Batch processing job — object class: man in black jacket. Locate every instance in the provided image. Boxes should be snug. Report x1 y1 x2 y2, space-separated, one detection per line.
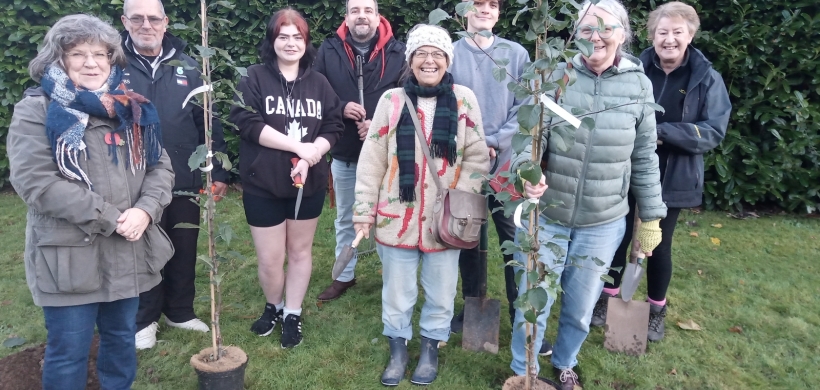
120 0 230 349
314 0 406 302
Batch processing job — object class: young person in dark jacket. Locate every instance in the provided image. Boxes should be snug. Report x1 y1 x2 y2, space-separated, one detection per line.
313 0 406 302
594 1 732 342
229 8 343 348
120 0 231 350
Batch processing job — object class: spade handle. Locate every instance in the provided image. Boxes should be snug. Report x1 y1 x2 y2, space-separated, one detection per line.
351 230 365 248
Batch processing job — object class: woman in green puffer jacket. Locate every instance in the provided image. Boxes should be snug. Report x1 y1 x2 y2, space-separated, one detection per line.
508 0 667 387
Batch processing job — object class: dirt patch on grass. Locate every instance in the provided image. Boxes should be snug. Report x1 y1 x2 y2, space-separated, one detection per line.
0 337 100 390
502 376 557 390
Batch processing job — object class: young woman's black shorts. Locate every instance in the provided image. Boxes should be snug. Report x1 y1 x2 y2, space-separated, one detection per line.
242 190 325 227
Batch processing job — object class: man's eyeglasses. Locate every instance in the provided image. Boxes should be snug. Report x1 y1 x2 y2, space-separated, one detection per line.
65 51 111 64
126 15 165 27
413 50 446 60
575 24 622 39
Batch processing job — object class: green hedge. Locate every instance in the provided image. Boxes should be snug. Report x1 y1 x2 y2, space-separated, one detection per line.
1 0 818 212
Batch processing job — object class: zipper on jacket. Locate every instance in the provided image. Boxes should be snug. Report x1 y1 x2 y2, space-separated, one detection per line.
116 139 140 296
568 75 600 226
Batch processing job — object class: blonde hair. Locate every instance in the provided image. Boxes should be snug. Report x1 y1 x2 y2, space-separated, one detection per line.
647 1 700 38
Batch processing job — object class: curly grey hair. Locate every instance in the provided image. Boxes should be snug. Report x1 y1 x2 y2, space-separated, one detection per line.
28 14 126 82
576 0 633 55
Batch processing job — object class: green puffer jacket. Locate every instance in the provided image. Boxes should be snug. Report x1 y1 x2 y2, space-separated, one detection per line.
513 53 667 227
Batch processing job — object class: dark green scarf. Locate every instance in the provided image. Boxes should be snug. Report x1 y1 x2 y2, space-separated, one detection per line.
398 72 458 202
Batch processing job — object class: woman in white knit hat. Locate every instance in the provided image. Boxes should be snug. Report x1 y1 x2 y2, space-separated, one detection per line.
352 24 489 386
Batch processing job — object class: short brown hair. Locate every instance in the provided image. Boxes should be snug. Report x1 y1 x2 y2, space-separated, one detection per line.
647 1 700 38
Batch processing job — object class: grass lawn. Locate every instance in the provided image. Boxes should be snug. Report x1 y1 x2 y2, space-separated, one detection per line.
1 188 819 389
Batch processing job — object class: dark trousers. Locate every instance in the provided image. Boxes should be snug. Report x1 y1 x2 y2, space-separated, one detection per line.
605 193 682 301
136 196 200 330
458 195 518 325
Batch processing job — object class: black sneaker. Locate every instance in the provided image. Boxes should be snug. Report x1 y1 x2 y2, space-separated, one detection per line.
590 292 614 327
281 314 303 348
648 302 667 342
539 339 553 356
250 303 282 336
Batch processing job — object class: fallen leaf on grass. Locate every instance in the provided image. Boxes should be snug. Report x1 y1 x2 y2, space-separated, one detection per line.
159 350 168 356
371 338 378 344
697 270 703 275
710 237 721 246
689 232 699 237
739 279 745 285
677 319 702 331
669 368 677 375
729 326 744 334
3 337 25 348
378 269 383 275
0 300 11 306
316 301 323 309
711 223 723 228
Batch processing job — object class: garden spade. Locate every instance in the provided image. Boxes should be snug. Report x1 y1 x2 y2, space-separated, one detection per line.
604 213 649 356
462 210 500 354
332 230 365 280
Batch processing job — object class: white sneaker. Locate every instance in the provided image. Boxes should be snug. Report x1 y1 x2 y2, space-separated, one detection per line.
165 317 210 332
135 322 159 350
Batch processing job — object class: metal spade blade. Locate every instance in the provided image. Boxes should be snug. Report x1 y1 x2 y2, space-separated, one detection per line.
620 256 645 302
332 230 365 280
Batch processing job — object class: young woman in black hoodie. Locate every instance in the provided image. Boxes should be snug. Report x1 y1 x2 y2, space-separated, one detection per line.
229 8 343 348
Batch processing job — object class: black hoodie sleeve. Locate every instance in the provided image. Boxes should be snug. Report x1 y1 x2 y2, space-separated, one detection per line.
316 76 344 148
229 67 268 145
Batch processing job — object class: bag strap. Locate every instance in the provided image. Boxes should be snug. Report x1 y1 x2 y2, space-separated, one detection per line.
404 95 446 191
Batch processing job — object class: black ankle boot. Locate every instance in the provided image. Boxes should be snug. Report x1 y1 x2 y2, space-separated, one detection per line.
381 337 409 386
410 337 439 385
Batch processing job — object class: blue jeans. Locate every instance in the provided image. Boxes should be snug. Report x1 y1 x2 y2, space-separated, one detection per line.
332 159 358 282
377 244 460 341
510 216 625 375
42 298 139 390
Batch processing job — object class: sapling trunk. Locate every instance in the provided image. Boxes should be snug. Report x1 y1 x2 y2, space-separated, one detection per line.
198 0 222 360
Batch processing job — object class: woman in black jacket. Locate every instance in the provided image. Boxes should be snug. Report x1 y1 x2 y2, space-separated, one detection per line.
229 8 343 348
593 1 732 341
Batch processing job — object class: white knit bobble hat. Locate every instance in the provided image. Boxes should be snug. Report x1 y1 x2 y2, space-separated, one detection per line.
404 24 454 66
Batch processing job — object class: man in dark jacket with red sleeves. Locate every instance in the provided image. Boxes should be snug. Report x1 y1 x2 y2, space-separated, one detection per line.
314 0 406 301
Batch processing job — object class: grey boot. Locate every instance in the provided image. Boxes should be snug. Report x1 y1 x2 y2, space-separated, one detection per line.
381 337 409 386
410 337 439 385
590 292 614 327
647 302 667 342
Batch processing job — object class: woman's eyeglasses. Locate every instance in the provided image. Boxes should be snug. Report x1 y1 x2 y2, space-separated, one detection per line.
575 24 622 39
413 50 446 60
65 51 112 64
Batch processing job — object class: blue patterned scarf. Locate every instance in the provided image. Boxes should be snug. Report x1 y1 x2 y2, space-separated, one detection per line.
40 64 162 188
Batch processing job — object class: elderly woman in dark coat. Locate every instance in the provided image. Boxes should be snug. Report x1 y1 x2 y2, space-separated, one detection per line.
7 14 174 390
595 0 731 342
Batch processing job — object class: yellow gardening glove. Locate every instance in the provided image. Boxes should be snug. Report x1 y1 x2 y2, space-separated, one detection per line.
636 219 662 254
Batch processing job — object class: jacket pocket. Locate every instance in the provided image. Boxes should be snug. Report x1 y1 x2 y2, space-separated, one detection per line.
620 166 630 198
34 226 101 294
143 225 174 274
169 143 201 191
